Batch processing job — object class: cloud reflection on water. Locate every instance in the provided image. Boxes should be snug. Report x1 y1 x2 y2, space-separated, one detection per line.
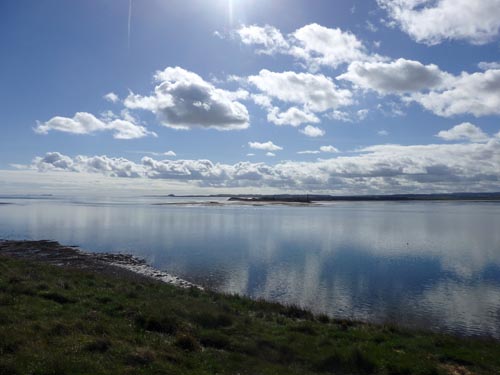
1 199 499 337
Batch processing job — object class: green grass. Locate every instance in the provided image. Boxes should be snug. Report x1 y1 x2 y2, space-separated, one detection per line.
0 256 499 375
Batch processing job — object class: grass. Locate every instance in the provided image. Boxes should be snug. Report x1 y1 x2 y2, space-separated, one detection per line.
0 255 499 375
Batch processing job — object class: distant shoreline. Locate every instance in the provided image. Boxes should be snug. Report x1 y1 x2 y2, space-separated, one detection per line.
145 192 500 202
153 200 317 207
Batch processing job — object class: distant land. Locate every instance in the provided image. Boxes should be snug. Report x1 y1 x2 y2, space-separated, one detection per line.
146 192 500 203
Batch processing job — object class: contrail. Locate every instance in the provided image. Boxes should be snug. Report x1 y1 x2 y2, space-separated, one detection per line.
228 0 233 27
128 0 132 50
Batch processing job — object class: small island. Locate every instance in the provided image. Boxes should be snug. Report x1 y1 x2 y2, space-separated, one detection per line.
228 192 500 202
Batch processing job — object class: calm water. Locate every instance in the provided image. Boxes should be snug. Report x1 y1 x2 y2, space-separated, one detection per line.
1 196 500 338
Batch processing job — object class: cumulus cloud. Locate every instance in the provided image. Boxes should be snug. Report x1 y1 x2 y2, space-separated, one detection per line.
328 109 369 123
34 152 74 171
104 92 119 103
266 152 276 157
299 125 325 138
235 23 383 69
320 145 340 153
27 138 500 192
357 109 369 121
338 58 500 118
478 61 500 70
133 150 177 157
251 94 273 109
32 152 142 178
376 101 406 117
436 123 490 142
411 69 500 117
338 58 451 93
141 157 232 181
328 111 353 123
124 66 249 130
297 150 321 155
34 112 156 140
249 69 352 113
236 24 289 55
248 141 283 151
248 70 352 128
267 107 320 127
298 145 339 154
378 0 500 45
289 23 384 69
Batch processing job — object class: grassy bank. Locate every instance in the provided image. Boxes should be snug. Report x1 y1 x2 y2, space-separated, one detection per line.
0 256 499 375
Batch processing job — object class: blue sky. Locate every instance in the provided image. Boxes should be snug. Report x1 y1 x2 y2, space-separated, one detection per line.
1 0 500 195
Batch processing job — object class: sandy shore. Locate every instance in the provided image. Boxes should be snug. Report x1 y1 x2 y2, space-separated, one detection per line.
0 240 200 289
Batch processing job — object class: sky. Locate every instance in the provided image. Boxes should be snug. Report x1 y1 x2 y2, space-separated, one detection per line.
1 0 500 195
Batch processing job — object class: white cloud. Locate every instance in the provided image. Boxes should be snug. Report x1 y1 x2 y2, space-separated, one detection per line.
141 157 232 181
248 69 352 113
129 150 177 157
320 145 340 153
104 92 119 103
378 0 500 45
366 21 378 33
35 112 104 135
26 138 500 192
213 30 222 38
289 23 383 69
224 89 250 101
378 130 389 136
357 109 369 121
411 69 500 117
299 145 340 154
235 24 289 55
478 61 500 70
34 112 156 140
328 109 369 123
299 125 325 138
329 110 353 122
377 101 406 117
338 59 500 118
248 141 283 151
32 152 142 178
107 119 157 140
266 152 276 157
236 23 383 70
338 58 451 93
297 150 321 155
267 107 320 127
124 66 249 130
436 123 490 142
251 94 273 109
248 70 352 129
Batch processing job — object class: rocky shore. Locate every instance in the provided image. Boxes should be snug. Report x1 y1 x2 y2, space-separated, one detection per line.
0 240 199 289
